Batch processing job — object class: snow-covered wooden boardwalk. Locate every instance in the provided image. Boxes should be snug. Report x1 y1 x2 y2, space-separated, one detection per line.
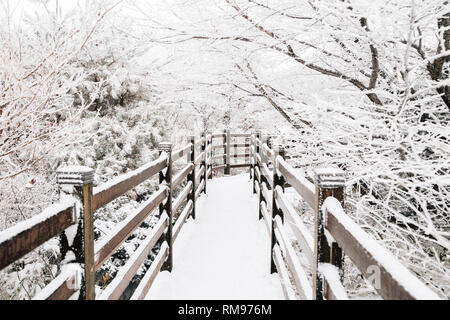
145 174 284 300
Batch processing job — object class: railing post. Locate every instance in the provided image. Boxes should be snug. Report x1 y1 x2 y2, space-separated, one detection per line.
258 135 269 220
201 132 207 194
270 146 286 274
312 168 345 300
56 166 95 300
210 133 213 180
261 135 270 164
254 130 261 195
225 129 231 175
207 133 212 180
188 135 196 219
251 132 256 192
158 143 173 272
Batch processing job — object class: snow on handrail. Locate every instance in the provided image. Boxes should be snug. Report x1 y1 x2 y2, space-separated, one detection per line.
0 200 76 271
172 143 192 162
92 154 167 210
277 157 315 208
93 187 168 271
318 263 348 300
324 197 441 300
98 213 169 300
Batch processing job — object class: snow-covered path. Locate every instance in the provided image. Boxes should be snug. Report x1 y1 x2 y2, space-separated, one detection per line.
145 174 284 300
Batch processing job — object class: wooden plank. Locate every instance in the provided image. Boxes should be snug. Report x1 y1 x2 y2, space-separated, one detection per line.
212 133 225 139
0 202 75 271
231 143 251 148
318 263 348 300
173 201 193 242
172 144 192 162
194 137 204 148
212 154 226 161
261 163 273 188
277 158 315 209
130 242 168 300
195 166 205 185
230 133 251 138
255 166 261 182
212 164 226 171
33 269 78 300
261 182 272 209
98 213 168 300
254 180 260 195
172 182 192 214
195 151 205 165
94 188 168 270
275 187 314 264
274 216 313 300
195 180 205 201
260 202 271 236
262 143 274 159
172 164 193 191
273 245 297 300
231 153 250 159
230 163 251 169
93 156 167 210
256 153 262 166
325 198 441 300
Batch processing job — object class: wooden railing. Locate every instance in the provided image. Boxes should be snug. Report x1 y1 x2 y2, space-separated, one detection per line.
211 130 252 174
251 131 440 300
0 134 214 300
0 130 441 300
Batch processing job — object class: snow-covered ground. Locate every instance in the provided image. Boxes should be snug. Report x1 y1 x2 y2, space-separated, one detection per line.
146 174 284 300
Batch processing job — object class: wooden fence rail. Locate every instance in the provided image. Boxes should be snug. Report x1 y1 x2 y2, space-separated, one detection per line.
0 132 215 300
251 133 441 300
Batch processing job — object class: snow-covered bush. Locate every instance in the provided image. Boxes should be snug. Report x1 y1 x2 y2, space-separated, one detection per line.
0 0 171 300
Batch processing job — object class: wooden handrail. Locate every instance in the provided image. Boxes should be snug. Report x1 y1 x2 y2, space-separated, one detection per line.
172 182 192 214
173 201 193 242
275 187 314 264
231 133 251 138
98 213 169 300
130 242 169 300
94 187 168 270
274 216 312 300
250 132 440 300
324 197 440 300
277 157 315 208
195 151 205 165
172 163 193 191
33 268 78 300
172 143 192 162
93 155 167 211
0 201 75 271
273 245 297 300
195 180 205 201
318 263 348 300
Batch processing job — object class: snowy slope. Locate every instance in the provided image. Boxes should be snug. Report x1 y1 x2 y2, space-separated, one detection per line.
145 174 284 300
